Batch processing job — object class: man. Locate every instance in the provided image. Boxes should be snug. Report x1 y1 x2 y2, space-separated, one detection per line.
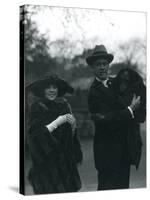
87 44 144 190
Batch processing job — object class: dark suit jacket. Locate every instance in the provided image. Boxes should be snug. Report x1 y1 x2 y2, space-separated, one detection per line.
88 78 144 171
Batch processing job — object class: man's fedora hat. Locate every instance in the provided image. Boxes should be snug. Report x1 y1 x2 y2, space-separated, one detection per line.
86 44 114 66
26 75 74 98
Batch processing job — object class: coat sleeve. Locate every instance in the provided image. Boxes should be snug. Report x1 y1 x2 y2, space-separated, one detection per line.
72 130 83 164
134 106 146 123
88 90 133 130
62 99 83 164
133 83 146 123
27 103 59 163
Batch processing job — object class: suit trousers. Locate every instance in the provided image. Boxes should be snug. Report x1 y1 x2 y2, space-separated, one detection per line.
97 150 131 190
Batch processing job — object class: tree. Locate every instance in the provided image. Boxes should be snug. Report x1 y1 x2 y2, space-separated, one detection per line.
118 38 146 77
20 5 59 84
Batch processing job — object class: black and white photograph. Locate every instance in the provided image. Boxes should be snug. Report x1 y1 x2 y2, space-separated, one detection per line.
19 4 147 196
1 0 150 199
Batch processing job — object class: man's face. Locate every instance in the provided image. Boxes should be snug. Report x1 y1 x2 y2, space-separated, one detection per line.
92 59 109 80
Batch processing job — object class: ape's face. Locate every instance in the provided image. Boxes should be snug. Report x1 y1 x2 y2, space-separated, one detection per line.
115 69 146 109
119 70 131 93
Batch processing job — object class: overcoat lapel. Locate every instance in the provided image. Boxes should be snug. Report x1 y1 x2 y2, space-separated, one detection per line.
93 79 126 108
94 79 117 104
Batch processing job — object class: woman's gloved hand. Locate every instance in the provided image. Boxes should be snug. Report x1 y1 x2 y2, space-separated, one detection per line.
66 114 77 131
46 115 67 132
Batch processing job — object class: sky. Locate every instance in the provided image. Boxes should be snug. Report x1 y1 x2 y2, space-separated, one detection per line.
26 5 146 76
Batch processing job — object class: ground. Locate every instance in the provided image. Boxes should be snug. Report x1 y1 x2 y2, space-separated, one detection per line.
25 123 146 195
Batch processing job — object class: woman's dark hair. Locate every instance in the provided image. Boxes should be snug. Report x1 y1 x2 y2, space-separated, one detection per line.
38 78 59 98
27 75 74 98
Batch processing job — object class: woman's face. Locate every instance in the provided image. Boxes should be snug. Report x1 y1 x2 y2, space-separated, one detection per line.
44 84 58 100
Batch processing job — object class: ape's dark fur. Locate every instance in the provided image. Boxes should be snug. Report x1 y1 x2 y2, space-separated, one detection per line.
111 68 146 122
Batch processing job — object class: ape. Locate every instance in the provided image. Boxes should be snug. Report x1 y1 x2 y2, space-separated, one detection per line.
111 68 146 123
110 68 146 169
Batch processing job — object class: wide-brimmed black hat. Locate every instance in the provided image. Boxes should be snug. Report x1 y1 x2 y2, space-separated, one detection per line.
26 75 74 98
86 44 114 66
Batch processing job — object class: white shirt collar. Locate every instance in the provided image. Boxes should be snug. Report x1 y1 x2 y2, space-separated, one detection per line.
96 77 108 87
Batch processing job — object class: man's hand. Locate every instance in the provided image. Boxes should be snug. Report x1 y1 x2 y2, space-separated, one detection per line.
130 94 141 112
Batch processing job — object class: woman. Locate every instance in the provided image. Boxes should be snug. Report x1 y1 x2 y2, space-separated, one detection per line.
27 75 83 194
110 68 146 169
